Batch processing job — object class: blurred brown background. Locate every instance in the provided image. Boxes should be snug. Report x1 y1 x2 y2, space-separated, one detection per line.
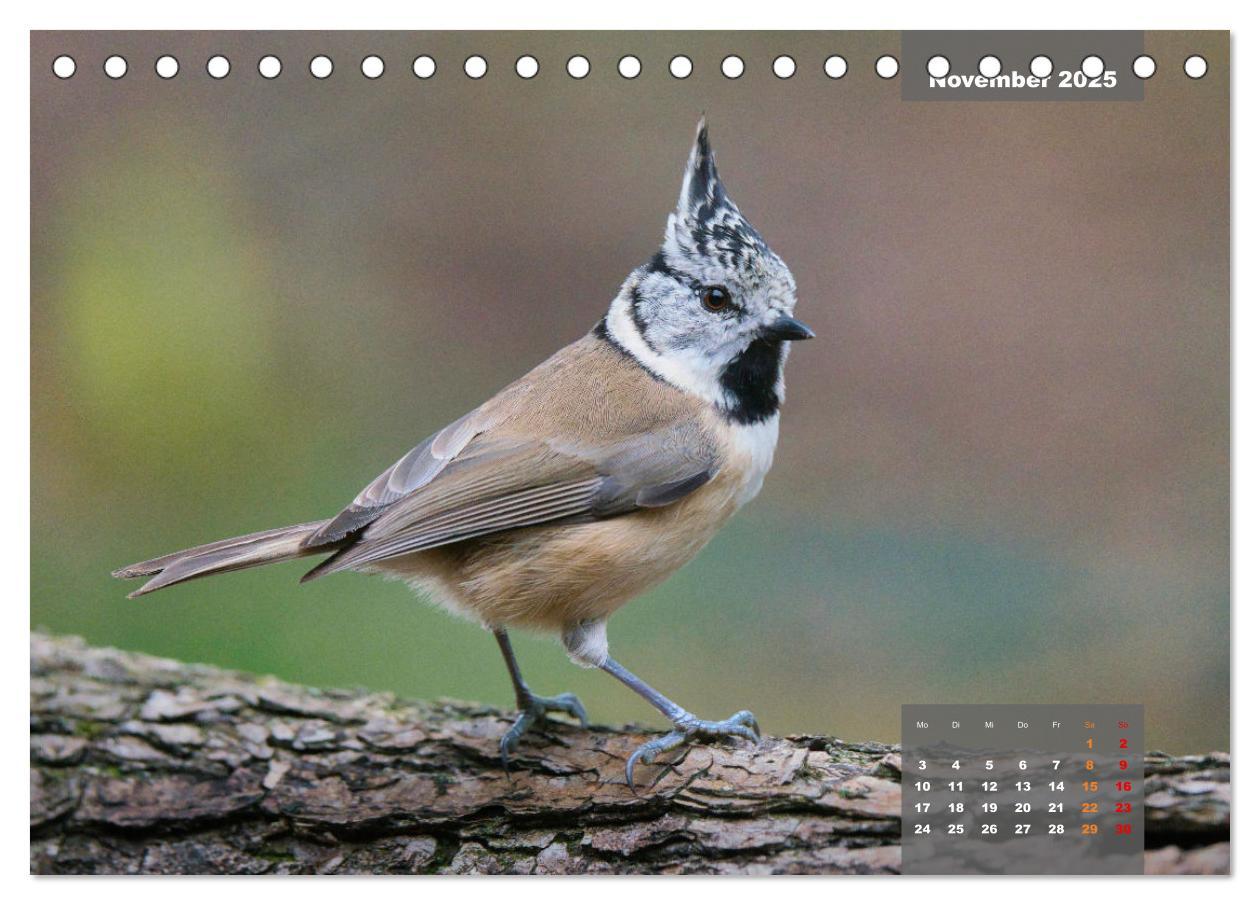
31 31 1229 751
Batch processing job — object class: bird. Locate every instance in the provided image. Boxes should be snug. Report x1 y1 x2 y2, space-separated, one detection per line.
113 119 813 786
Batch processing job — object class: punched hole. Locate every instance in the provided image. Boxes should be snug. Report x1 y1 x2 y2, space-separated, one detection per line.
258 55 282 79
1132 55 1156 79
155 55 179 79
1029 55 1053 78
926 55 950 78
515 55 539 79
412 55 436 79
207 55 231 79
310 56 333 79
1184 55 1208 79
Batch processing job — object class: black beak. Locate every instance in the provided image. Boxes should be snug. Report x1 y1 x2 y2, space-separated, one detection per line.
761 315 815 342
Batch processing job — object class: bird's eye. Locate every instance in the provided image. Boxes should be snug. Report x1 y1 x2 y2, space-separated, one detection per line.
701 286 732 312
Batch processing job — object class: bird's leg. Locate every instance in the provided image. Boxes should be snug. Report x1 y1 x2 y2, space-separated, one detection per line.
493 628 587 768
600 655 759 788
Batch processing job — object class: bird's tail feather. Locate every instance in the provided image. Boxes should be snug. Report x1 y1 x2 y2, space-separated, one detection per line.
113 521 329 598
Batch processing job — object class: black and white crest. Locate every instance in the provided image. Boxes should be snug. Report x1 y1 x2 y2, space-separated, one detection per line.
669 120 774 279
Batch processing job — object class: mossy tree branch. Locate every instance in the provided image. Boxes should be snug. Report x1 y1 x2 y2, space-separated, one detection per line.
30 633 1229 874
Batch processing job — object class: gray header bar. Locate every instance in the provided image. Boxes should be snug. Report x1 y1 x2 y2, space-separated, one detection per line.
902 31 1145 101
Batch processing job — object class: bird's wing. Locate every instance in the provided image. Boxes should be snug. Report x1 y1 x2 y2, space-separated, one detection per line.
302 423 716 580
301 331 719 579
303 409 487 547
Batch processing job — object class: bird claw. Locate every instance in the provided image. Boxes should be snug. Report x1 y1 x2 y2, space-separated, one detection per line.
624 709 761 789
499 691 588 769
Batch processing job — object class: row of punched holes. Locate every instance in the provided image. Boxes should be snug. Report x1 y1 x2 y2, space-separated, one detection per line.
49 52 1210 81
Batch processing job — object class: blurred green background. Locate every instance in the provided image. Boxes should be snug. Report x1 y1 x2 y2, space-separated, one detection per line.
31 32 1229 752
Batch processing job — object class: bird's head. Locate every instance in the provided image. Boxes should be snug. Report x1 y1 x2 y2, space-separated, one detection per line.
603 119 810 424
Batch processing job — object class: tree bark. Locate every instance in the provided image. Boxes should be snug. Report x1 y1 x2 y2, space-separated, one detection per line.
30 632 1229 875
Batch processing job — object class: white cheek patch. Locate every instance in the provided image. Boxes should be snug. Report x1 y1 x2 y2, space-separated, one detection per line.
607 292 728 405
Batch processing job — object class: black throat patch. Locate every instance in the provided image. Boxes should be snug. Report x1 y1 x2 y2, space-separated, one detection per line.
719 338 785 424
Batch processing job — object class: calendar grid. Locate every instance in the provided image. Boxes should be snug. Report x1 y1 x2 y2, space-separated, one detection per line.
901 704 1144 875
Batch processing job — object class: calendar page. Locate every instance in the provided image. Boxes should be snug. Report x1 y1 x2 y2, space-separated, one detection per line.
29 25 1229 877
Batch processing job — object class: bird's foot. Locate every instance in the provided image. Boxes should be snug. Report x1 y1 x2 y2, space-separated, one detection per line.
625 709 760 788
499 691 588 769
